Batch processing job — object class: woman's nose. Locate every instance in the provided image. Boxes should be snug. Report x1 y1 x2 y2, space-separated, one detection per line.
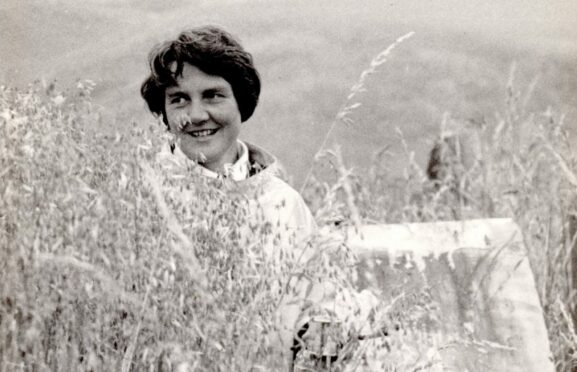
188 102 210 124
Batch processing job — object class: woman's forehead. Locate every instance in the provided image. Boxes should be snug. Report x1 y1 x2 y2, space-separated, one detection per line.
166 63 231 91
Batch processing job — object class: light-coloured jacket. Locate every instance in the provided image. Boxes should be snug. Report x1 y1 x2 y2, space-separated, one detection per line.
163 141 359 363
233 144 370 361
228 143 320 350
236 142 317 252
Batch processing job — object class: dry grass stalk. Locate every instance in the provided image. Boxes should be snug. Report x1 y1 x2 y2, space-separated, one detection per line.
141 162 208 289
300 31 415 195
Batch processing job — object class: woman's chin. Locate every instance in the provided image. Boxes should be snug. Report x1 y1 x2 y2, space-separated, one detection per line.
180 147 209 164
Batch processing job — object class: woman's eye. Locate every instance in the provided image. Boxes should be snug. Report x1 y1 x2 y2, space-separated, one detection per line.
170 97 186 105
205 91 225 100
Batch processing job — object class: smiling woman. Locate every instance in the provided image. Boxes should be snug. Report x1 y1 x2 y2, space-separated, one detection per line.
140 25 322 366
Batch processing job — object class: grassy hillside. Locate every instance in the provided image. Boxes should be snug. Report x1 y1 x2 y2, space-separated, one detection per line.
2 1 577 370
1 0 576 184
2 59 576 371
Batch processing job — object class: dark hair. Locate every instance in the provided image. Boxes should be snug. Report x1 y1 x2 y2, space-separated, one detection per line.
141 26 260 125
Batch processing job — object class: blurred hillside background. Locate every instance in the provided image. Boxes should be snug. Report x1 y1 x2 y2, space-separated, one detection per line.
1 0 576 184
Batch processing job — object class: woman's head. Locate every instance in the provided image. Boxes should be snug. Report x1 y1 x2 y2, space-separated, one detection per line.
141 26 261 125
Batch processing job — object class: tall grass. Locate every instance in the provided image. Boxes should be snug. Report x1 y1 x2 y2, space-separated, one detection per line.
303 65 577 370
1 59 575 371
0 81 364 371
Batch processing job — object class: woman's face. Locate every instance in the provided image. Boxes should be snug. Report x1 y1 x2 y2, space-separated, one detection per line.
164 63 242 172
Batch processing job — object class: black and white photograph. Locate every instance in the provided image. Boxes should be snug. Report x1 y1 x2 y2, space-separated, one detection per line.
1 0 576 370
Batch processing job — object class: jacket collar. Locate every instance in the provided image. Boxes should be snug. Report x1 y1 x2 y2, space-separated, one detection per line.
170 140 278 181
245 141 277 177
194 141 250 181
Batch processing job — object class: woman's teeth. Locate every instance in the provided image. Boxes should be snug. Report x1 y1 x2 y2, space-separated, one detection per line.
189 129 218 137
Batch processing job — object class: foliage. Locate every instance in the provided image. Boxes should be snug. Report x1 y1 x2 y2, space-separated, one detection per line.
1 64 575 371
0 81 363 371
303 66 577 370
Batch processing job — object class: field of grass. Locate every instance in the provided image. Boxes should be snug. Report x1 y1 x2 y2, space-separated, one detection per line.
2 66 576 371
1 0 576 370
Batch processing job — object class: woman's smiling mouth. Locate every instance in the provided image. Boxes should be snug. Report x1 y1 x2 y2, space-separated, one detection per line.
187 128 219 137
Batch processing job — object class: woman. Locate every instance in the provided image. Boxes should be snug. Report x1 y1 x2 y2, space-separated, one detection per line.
141 25 316 245
140 26 343 367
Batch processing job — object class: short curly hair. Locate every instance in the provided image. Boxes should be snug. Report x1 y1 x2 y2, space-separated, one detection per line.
141 26 261 125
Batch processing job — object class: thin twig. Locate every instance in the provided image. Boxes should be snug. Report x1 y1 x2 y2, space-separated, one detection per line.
121 287 150 372
299 31 415 194
544 142 577 188
141 162 208 289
